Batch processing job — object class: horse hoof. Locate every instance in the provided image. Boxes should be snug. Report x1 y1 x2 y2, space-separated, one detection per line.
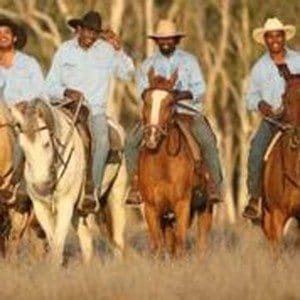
242 206 261 224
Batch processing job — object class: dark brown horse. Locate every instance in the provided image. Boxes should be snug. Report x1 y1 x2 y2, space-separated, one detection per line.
138 69 213 257
263 75 300 245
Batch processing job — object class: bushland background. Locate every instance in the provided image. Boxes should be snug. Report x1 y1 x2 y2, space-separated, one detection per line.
0 1 300 299
1 0 300 223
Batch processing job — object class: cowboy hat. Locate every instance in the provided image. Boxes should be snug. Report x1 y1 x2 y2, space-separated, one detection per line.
68 11 102 32
148 19 185 39
0 17 27 49
253 17 296 45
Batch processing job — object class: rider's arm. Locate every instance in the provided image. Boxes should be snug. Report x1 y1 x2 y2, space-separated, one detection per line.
28 57 46 100
136 60 151 99
246 65 263 111
188 55 206 107
113 49 135 81
45 50 65 100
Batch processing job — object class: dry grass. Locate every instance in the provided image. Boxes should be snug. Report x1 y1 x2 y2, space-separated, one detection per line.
0 222 300 300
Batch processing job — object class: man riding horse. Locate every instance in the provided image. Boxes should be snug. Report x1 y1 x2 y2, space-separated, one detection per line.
243 18 300 220
126 20 223 204
46 11 134 213
0 17 45 196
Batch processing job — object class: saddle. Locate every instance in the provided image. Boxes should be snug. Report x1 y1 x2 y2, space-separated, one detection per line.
52 98 124 161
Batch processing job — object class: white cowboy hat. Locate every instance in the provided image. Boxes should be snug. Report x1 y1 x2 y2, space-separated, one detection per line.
148 19 185 39
253 17 296 45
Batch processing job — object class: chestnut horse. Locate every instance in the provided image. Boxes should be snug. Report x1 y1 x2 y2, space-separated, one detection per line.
263 75 300 245
138 69 213 257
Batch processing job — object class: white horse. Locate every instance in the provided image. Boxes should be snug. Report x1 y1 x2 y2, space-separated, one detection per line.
10 99 127 264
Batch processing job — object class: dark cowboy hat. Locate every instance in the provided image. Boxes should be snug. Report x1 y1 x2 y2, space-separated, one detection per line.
0 17 27 49
67 11 102 32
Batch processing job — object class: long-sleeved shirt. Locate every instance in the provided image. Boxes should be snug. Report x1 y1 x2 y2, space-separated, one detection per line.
246 48 300 111
137 49 206 114
0 51 45 105
46 38 135 115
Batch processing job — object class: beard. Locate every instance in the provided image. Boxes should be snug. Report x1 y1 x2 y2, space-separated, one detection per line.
159 44 176 56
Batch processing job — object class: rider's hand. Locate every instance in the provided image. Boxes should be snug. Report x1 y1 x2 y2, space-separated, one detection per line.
64 88 83 102
258 100 274 117
173 90 193 101
99 29 122 51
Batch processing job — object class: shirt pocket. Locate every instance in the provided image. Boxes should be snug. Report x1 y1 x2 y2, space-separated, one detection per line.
86 60 111 83
13 68 31 91
61 61 80 86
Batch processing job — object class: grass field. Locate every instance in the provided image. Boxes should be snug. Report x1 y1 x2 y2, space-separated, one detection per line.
0 220 300 300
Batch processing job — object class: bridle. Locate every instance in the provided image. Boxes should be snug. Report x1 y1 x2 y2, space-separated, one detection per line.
142 87 175 138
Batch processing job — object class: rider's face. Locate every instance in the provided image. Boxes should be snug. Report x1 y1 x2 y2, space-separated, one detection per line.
155 37 179 57
264 30 286 54
0 26 16 50
78 26 99 49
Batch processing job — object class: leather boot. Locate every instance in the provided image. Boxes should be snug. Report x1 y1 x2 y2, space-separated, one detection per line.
195 160 222 204
243 197 261 221
125 173 142 206
78 179 98 215
77 124 98 215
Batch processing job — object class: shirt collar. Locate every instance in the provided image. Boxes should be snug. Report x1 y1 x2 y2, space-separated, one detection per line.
156 48 180 60
73 37 101 51
0 51 22 70
265 47 293 62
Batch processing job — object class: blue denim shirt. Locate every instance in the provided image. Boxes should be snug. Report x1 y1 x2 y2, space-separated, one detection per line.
0 51 45 105
137 49 206 113
46 38 135 115
246 48 300 111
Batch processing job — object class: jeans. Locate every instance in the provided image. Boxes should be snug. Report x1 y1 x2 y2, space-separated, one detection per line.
247 120 277 198
91 114 110 192
191 115 223 189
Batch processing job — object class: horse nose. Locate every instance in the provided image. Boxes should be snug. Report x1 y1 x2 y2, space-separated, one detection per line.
146 140 158 149
32 181 55 196
146 129 159 149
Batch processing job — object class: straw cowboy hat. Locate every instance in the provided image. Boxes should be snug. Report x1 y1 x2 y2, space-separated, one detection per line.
253 17 296 45
68 11 102 32
148 19 185 39
0 17 27 49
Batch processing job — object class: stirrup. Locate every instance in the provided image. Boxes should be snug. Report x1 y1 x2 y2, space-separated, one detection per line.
125 189 142 207
243 203 261 223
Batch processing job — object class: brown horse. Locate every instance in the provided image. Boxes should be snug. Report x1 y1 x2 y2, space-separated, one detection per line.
263 75 300 246
138 69 213 257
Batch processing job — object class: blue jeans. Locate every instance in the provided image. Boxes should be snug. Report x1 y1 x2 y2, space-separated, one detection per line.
125 115 223 189
91 114 110 192
247 120 277 198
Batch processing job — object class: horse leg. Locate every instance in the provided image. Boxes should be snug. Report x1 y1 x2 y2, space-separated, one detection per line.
106 160 127 258
174 199 190 258
32 201 55 247
26 214 48 259
144 203 163 257
262 208 287 247
6 210 30 260
52 199 74 265
163 224 175 257
196 204 213 259
75 215 93 264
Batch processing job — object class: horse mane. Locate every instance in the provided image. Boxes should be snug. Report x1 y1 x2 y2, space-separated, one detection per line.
24 99 59 141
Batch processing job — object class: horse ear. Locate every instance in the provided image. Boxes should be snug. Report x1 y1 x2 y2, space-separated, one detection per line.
35 99 55 132
148 67 156 87
169 69 178 87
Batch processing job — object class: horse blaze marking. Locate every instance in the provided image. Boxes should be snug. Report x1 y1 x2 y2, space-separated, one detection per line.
150 90 169 125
